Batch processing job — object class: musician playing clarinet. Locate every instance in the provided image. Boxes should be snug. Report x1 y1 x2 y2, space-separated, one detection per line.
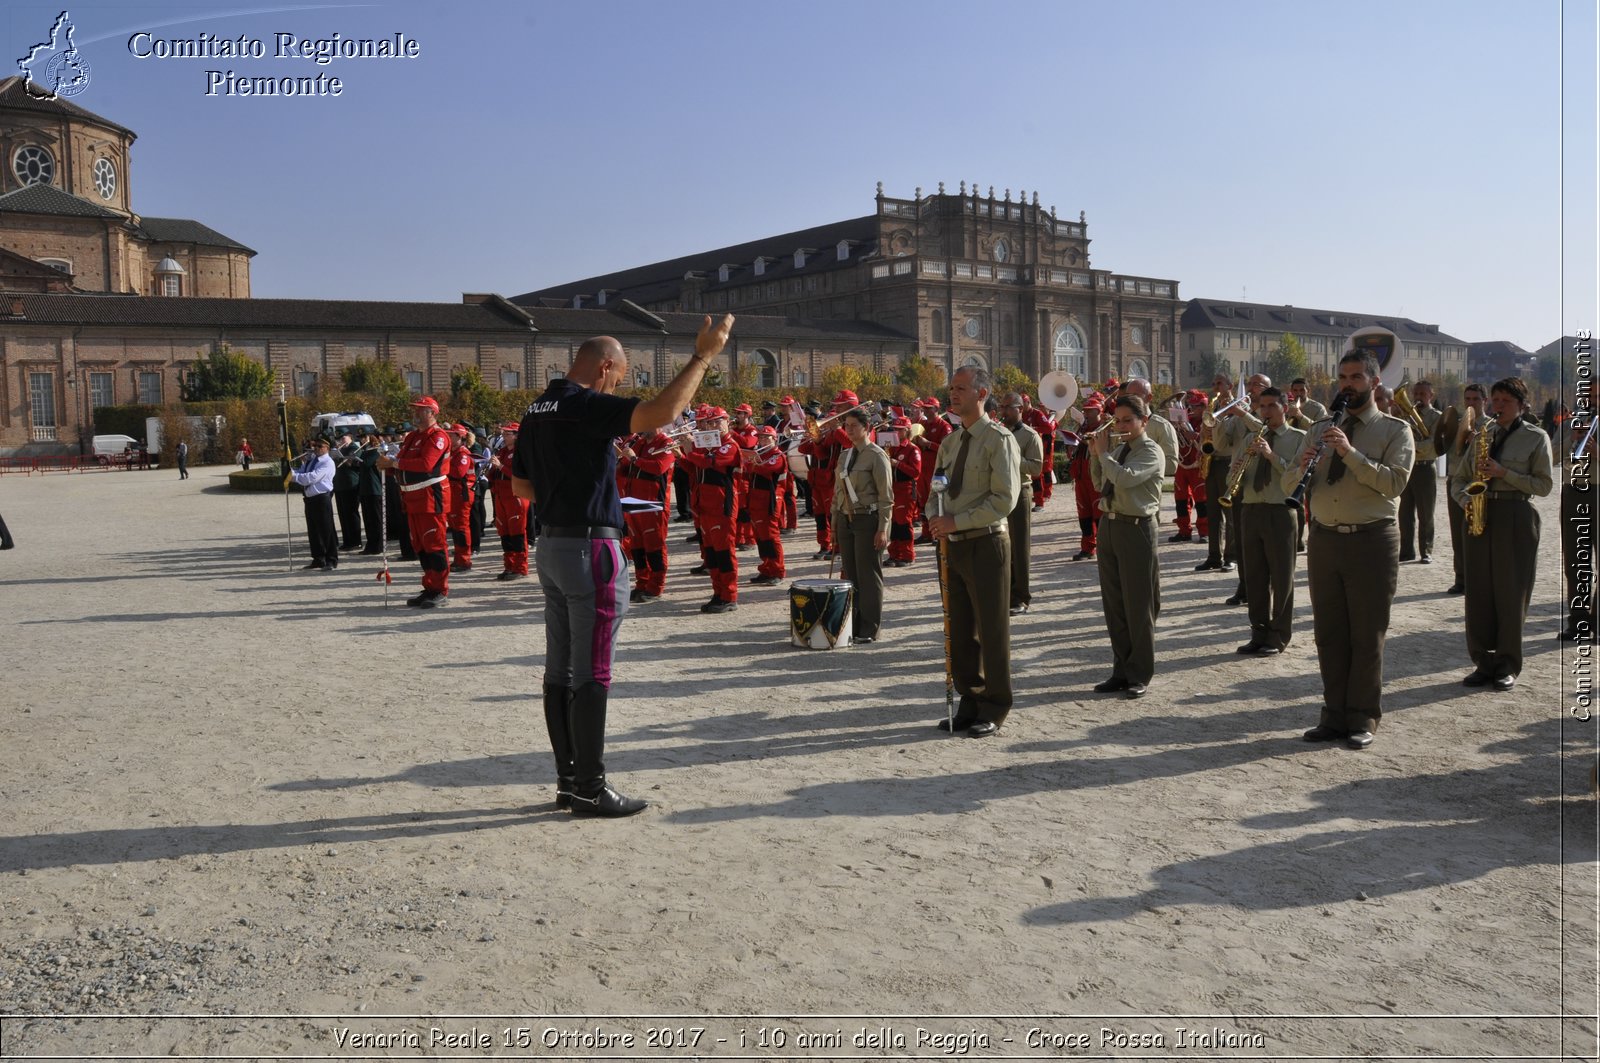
1283 342 1414 751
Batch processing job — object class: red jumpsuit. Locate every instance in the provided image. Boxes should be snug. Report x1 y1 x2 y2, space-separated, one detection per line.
799 428 848 552
1022 406 1058 505
447 443 476 570
618 432 674 596
1173 414 1209 540
487 442 531 576
395 424 454 595
915 415 951 539
730 425 759 547
745 447 788 580
887 441 922 563
1067 437 1101 558
679 434 741 603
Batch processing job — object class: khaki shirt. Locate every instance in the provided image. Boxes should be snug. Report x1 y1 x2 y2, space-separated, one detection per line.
1237 422 1307 505
1009 422 1044 481
1091 433 1164 518
1410 404 1443 463
832 441 893 535
1448 417 1554 508
1281 402 1414 525
1210 407 1247 457
1144 413 1179 476
933 415 1021 532
1299 396 1329 422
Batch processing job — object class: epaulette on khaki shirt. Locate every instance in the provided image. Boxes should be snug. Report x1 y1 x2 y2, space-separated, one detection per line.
1281 402 1415 525
933 415 1021 532
1448 418 1554 508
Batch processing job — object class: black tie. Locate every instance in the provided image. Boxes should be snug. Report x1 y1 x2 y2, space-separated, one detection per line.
1101 443 1129 504
1252 430 1276 492
947 430 972 498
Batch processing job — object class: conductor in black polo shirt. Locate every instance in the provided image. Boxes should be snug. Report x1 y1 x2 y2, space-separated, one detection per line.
513 314 734 817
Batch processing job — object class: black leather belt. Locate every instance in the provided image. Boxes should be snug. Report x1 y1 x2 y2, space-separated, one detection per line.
1312 518 1396 534
1486 491 1530 501
544 525 624 540
948 525 1003 542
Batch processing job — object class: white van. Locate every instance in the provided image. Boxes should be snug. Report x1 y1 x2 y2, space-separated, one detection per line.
90 434 141 458
310 411 377 440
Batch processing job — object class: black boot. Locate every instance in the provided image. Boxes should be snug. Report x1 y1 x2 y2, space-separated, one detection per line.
567 682 647 818
542 683 575 810
0 514 12 550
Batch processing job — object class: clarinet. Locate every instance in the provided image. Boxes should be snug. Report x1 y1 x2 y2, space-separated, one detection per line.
1284 391 1352 508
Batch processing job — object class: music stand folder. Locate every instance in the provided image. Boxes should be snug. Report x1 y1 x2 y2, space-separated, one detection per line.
621 497 663 514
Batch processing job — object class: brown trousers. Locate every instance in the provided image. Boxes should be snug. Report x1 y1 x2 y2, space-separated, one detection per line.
1007 494 1032 609
1241 503 1297 650
1462 496 1539 677
837 512 885 640
943 531 1013 723
1307 520 1398 733
1097 516 1160 686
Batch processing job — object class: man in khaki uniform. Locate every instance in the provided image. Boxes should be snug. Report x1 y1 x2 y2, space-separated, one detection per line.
1284 345 1414 751
998 392 1043 616
1398 379 1444 563
1214 372 1272 605
1090 396 1165 698
927 366 1021 738
1234 388 1305 655
1449 377 1553 690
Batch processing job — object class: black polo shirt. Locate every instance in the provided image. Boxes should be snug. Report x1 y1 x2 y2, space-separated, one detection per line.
512 378 640 529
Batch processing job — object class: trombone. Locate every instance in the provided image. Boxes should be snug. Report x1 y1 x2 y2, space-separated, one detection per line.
805 402 869 440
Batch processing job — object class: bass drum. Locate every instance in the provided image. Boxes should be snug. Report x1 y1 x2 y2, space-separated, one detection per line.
787 449 810 479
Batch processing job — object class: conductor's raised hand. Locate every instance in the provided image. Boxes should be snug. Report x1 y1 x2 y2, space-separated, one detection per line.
697 314 735 360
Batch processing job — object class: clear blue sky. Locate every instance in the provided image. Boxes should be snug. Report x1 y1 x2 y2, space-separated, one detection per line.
5 0 1594 352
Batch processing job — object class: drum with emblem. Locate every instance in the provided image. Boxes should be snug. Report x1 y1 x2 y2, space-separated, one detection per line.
789 578 854 649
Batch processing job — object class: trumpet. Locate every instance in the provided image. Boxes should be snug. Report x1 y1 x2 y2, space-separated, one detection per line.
642 425 699 457
1202 393 1247 427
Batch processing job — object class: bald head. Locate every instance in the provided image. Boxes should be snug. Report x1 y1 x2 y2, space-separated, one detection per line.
1122 378 1152 402
569 336 628 393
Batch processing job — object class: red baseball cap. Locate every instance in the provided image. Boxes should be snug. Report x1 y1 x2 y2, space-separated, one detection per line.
1184 389 1207 406
705 406 728 419
890 415 912 429
832 389 858 407
450 424 470 436
757 425 777 437
734 403 754 414
500 423 520 433
780 395 797 405
409 396 440 412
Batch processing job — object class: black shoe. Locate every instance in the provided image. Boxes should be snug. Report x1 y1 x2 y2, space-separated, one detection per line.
1224 593 1246 606
325 560 338 570
1462 669 1493 687
569 785 648 817
750 575 781 586
937 717 976 732
633 591 660 603
1092 677 1130 693
1418 554 1432 564
405 592 429 607
1009 603 1029 616
701 597 737 614
1447 583 1465 594
629 588 644 603
1219 562 1236 573
854 636 875 644
450 561 472 573
914 535 934 545
1398 553 1415 563
360 548 384 555
689 565 709 576
1236 641 1263 655
302 561 325 570
967 721 999 738
1194 560 1220 571
416 592 448 608
1303 725 1345 742
1345 731 1375 750
497 570 526 582
684 532 702 543
1254 645 1282 656
1167 532 1193 543
1492 674 1516 691
1124 683 1148 699
1073 550 1094 561
1032 504 1044 513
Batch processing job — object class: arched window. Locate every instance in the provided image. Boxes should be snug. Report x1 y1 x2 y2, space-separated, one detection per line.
962 353 988 372
750 348 777 389
1052 323 1087 378
1126 358 1150 382
930 309 946 344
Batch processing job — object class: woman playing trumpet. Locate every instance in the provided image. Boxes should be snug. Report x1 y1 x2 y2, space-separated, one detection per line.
1088 395 1164 698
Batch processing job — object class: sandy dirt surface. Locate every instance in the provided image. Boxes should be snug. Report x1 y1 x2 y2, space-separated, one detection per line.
0 464 1595 1062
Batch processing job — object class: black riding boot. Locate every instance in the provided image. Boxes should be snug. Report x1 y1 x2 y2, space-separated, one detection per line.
542 683 575 810
567 681 647 818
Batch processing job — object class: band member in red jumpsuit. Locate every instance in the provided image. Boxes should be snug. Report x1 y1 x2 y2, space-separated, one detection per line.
1068 396 1105 561
1021 395 1058 509
913 396 951 542
487 422 533 580
883 414 923 566
1171 389 1211 543
744 425 788 585
446 424 477 572
729 403 759 548
617 428 675 602
379 396 454 607
798 389 855 560
678 407 740 612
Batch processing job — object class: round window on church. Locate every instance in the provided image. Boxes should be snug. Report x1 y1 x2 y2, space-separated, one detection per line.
13 145 54 187
93 157 116 200
963 316 981 340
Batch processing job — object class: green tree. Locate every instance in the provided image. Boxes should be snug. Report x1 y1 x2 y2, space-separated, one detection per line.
992 365 1037 399
342 358 410 398
1263 333 1309 387
447 365 497 428
1193 351 1223 388
819 365 864 399
896 353 946 397
181 345 273 401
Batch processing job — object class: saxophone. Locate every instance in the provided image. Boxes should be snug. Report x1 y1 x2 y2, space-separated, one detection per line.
1463 413 1493 537
1218 422 1270 509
